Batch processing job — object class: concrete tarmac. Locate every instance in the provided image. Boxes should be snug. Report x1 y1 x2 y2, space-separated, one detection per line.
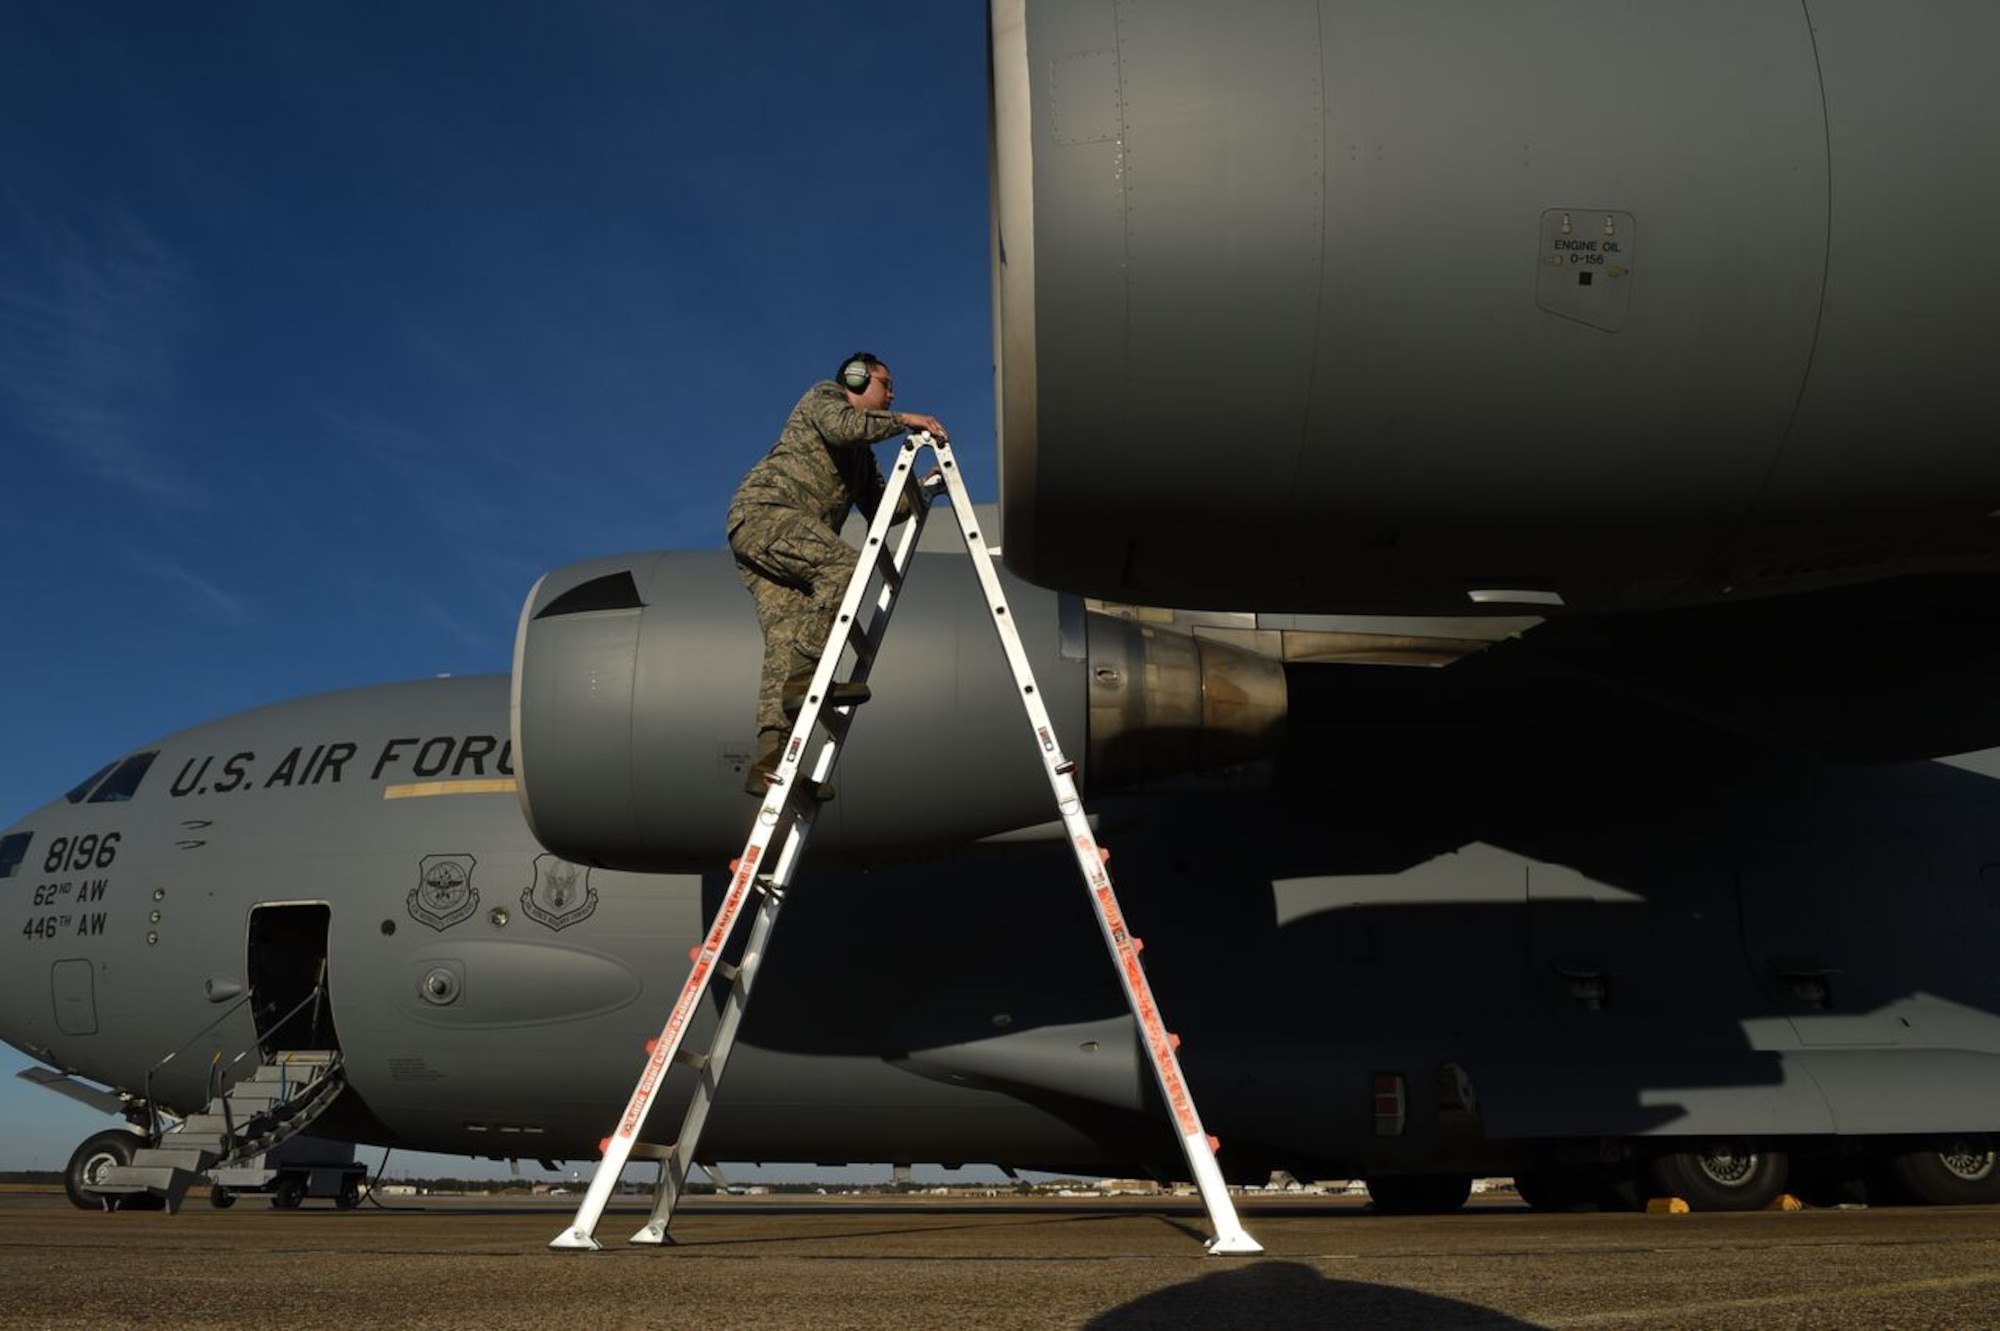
5 1191 2000 1329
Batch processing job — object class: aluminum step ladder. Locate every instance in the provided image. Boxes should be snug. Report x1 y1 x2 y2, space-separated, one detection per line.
92 1049 346 1212
551 432 1261 1255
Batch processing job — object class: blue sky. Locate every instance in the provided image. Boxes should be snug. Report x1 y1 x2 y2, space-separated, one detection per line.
0 3 996 1176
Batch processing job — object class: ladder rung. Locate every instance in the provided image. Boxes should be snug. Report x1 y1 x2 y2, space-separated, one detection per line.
672 1047 709 1072
768 775 835 804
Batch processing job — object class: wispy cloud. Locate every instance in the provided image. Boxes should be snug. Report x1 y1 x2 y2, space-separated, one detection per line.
321 408 512 542
323 407 436 465
0 196 207 505
413 589 504 660
131 551 252 626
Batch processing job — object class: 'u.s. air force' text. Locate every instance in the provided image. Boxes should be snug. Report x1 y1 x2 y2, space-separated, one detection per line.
169 734 513 797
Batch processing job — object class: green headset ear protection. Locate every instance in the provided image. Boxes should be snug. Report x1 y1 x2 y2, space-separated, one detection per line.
838 352 880 392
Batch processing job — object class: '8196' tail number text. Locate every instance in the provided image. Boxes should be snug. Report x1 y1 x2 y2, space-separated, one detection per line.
43 833 119 875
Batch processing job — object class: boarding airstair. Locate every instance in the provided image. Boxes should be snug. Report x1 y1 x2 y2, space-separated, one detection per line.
91 993 349 1212
551 432 1262 1255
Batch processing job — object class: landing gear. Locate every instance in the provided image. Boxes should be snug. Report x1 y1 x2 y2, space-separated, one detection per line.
1364 1173 1473 1214
1885 1135 2000 1205
63 1130 140 1211
1650 1140 1788 1211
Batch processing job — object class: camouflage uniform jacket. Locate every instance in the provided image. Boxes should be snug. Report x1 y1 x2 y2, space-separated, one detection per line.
728 381 909 535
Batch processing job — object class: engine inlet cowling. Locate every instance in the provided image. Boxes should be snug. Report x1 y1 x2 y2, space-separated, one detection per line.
511 550 1288 871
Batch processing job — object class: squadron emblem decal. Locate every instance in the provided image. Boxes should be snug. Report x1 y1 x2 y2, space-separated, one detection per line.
409 854 478 931
522 853 598 931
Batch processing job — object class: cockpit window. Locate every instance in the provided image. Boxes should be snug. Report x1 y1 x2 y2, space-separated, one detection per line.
88 752 158 804
65 762 115 804
0 832 29 881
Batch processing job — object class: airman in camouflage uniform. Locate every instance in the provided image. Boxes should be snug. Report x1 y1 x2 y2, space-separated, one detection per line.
728 353 946 792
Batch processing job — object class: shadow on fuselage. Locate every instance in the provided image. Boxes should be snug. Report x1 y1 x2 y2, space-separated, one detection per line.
702 616 2000 1168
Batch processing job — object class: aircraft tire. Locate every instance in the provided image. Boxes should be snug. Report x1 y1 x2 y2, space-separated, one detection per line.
271 1176 306 1210
63 1130 139 1212
1886 1135 2000 1205
1364 1174 1472 1215
1649 1140 1787 1211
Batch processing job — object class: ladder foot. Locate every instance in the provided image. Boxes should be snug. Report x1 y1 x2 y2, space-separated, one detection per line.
549 1228 604 1252
1205 1231 1265 1256
628 1219 678 1246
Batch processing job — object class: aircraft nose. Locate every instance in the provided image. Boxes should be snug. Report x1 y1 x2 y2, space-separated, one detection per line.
0 824 47 1054
2 815 114 1060
0 825 30 883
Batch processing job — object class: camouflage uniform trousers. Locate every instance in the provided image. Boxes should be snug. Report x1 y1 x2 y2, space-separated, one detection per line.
728 504 860 750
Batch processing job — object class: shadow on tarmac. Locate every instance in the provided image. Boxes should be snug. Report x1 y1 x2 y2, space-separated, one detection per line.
1087 1260 1537 1330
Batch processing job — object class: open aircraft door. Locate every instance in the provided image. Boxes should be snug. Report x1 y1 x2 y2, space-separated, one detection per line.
246 903 340 1056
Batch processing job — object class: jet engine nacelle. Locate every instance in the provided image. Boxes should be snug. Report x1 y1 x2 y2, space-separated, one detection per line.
992 0 2000 613
511 550 1283 870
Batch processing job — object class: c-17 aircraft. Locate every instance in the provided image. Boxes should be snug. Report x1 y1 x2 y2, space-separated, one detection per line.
9 0 2000 1217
